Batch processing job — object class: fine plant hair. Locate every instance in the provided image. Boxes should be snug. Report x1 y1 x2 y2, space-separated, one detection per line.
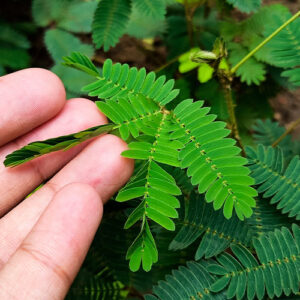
4 4 300 300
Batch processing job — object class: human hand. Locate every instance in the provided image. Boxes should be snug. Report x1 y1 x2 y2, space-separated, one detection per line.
0 69 133 299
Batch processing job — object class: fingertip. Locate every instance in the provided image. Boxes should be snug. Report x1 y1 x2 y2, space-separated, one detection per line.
49 133 134 204
100 134 135 180
29 68 66 111
19 98 107 145
81 134 134 201
0 182 104 300
56 182 103 222
4 68 66 115
0 68 66 144
67 98 108 126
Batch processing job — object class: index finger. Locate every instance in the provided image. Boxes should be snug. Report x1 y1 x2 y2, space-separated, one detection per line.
0 68 66 146
0 183 103 299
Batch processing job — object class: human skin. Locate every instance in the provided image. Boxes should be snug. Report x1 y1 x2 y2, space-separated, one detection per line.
0 68 134 299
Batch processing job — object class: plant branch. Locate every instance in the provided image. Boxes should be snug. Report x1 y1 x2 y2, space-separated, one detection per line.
220 78 245 156
155 54 182 73
272 117 300 148
183 0 195 46
231 10 300 74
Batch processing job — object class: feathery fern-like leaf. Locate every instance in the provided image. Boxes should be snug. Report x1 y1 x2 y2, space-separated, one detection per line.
0 22 31 71
252 119 290 148
263 11 300 69
45 29 94 64
228 43 266 85
252 119 300 163
82 58 179 105
126 4 166 39
117 160 181 232
146 260 226 300
173 99 257 220
4 124 115 167
66 269 127 300
247 145 300 220
32 0 97 33
169 192 252 260
96 94 163 140
209 225 300 300
92 0 131 51
62 51 99 77
282 68 300 87
226 0 261 14
132 0 166 20
247 197 294 236
5 54 257 272
116 112 182 271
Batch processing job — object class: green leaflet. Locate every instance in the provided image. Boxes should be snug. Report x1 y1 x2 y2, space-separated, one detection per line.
260 10 300 88
122 115 183 167
4 55 258 272
4 124 115 167
262 11 300 69
173 99 257 220
0 22 30 49
126 220 158 272
96 94 163 140
44 29 94 64
66 269 127 300
252 119 300 163
282 68 300 87
209 225 300 300
32 0 97 33
228 43 266 85
126 3 166 39
146 260 226 300
247 145 300 220
0 22 31 71
92 0 131 51
169 192 252 260
247 196 294 236
115 110 182 271
117 161 181 231
132 0 166 20
252 119 290 148
81 58 179 105
63 52 99 77
44 31 95 95
226 0 261 14
88 210 195 293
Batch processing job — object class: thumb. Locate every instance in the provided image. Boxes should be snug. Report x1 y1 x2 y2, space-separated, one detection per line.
0 183 102 300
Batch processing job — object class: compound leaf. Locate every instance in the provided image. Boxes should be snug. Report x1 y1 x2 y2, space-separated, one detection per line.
92 0 131 51
4 124 115 167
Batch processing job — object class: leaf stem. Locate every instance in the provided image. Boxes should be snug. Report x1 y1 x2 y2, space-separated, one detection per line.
231 10 300 74
272 117 300 148
221 78 245 155
184 0 194 46
155 54 182 73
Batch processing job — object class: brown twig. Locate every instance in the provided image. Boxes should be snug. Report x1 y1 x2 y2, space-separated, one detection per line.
272 117 300 148
218 73 245 156
183 0 197 47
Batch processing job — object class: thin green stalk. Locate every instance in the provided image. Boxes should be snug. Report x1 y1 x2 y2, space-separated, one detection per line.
272 117 300 148
155 54 182 73
222 10 300 154
231 10 300 74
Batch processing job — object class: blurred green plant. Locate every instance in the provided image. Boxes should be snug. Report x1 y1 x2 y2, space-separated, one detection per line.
2 1 300 299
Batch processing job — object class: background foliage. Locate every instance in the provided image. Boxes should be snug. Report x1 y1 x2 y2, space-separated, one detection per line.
1 0 300 299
